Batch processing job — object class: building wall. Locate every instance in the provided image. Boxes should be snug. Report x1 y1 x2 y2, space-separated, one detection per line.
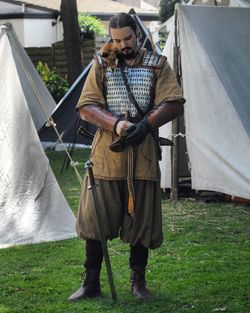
24 19 59 47
0 18 63 47
0 19 25 44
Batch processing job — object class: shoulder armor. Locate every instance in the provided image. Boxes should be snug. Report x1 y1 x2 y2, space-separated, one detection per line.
142 51 165 68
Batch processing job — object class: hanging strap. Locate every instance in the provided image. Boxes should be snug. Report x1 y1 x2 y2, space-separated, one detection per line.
119 65 144 118
118 65 142 217
127 146 135 217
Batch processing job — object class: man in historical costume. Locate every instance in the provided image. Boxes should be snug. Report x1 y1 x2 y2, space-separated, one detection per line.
69 13 185 301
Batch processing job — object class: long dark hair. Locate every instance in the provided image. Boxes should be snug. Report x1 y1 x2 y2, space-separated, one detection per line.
109 13 137 34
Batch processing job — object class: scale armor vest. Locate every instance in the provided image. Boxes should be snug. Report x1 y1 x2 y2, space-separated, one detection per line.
104 51 165 117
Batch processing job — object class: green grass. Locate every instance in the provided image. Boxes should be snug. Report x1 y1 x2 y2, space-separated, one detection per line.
0 150 249 313
44 149 90 213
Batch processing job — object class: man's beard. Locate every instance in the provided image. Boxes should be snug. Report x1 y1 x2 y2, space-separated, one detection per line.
121 46 139 60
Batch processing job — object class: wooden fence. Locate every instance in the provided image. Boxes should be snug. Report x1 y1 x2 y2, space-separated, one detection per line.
25 35 106 78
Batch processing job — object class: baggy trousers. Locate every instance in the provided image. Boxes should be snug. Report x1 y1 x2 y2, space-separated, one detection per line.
76 177 163 250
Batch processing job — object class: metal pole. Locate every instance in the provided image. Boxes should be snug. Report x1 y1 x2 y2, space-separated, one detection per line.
85 160 117 301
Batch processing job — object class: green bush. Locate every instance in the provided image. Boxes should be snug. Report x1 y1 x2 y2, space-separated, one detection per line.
36 61 69 103
78 14 105 39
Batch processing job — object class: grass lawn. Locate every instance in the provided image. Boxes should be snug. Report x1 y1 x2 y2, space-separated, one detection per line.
0 150 249 313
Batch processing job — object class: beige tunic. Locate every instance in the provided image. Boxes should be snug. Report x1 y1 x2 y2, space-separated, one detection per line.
76 49 184 181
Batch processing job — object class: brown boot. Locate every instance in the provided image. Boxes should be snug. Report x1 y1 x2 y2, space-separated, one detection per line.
68 268 102 301
131 266 151 299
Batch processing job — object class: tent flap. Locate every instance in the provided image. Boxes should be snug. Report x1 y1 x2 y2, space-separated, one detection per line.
177 5 250 199
0 25 77 248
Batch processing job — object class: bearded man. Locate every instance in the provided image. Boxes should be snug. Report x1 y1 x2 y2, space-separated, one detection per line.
69 12 185 301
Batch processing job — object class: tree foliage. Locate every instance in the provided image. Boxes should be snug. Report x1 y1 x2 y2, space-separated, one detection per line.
159 0 183 23
78 14 105 39
36 61 69 103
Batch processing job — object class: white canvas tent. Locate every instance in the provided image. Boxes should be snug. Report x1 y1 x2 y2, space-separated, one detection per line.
160 5 250 199
0 24 77 248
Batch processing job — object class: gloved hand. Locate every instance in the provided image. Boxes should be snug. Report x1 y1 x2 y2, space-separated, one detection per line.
125 119 153 146
109 124 136 152
109 136 127 152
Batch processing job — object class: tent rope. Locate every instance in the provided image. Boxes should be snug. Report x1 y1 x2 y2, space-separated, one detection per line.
9 31 83 186
45 119 83 185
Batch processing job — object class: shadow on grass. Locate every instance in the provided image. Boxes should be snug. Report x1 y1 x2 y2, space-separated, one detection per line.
63 291 183 313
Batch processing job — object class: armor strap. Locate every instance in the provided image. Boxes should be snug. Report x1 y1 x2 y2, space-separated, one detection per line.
119 65 145 118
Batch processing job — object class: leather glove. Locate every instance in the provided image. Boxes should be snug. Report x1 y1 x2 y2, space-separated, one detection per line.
125 119 153 146
109 125 136 152
109 136 127 152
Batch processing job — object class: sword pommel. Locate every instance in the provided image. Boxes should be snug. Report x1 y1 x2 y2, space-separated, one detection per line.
85 160 93 169
85 160 95 187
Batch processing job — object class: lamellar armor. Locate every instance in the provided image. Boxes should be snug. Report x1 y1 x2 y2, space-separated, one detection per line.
104 51 165 118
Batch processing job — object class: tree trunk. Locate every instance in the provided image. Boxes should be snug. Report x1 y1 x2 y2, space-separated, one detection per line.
60 0 83 85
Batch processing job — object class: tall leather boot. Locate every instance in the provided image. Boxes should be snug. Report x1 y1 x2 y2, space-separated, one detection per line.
131 266 150 299
68 268 102 301
68 239 103 302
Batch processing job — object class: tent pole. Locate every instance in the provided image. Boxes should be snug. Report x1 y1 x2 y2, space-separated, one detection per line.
171 12 180 201
171 47 179 201
171 126 179 200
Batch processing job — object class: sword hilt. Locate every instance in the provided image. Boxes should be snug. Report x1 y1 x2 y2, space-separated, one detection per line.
85 160 95 187
85 160 93 169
